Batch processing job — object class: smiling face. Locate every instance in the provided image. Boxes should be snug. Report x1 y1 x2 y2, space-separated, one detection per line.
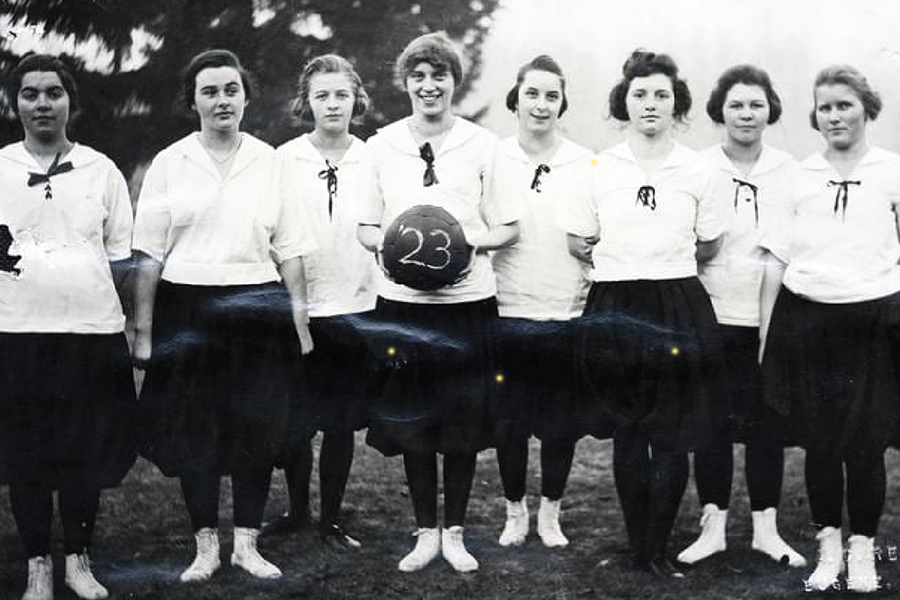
193 66 246 134
516 69 564 135
406 61 455 120
814 83 867 151
308 72 355 136
625 72 675 137
722 83 770 147
17 71 70 143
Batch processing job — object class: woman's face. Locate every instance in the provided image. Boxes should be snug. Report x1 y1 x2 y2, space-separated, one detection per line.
722 83 770 147
308 71 355 136
814 83 867 151
625 72 675 137
406 61 455 120
516 69 564 135
17 71 70 142
193 66 246 134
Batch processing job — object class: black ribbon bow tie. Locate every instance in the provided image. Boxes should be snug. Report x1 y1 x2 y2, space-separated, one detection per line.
732 177 760 226
827 179 861 218
28 152 75 200
318 159 339 218
530 164 551 192
635 185 656 210
27 152 74 196
419 142 439 187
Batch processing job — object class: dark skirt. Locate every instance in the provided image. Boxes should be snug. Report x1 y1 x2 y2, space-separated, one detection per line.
0 332 136 489
761 286 900 455
138 281 301 478
576 278 727 452
717 324 792 444
492 317 592 443
300 312 375 434
365 297 499 456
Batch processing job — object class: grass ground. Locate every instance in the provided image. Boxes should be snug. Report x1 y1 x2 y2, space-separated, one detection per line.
2 435 900 599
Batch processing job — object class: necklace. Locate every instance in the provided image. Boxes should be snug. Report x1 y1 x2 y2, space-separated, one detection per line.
202 135 242 164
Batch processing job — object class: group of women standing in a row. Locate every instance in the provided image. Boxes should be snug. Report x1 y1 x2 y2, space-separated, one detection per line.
2 28 899 600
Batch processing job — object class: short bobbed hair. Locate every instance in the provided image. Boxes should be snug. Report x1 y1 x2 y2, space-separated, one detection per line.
179 49 255 114
706 64 782 124
7 53 80 116
505 54 569 117
809 64 882 129
608 49 691 122
394 32 463 90
292 54 369 122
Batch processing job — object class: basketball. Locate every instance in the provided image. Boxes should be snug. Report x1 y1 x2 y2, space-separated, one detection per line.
381 205 472 291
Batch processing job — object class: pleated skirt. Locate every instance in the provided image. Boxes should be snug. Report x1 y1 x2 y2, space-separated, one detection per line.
138 281 301 478
0 332 136 488
365 297 499 456
491 317 592 443
576 277 727 452
762 286 900 455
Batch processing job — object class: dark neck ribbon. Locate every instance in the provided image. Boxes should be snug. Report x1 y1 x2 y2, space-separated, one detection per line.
827 179 861 219
530 164 551 192
28 152 74 200
419 142 439 187
732 177 760 226
636 185 656 210
318 159 339 218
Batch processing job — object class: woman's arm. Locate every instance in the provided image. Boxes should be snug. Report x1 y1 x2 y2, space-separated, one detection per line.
696 235 723 264
567 233 598 264
357 223 384 254
467 222 520 253
132 251 163 369
758 249 786 363
279 256 314 355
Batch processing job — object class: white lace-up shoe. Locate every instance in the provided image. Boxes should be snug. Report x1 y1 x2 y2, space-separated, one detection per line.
180 527 221 582
537 496 569 548
751 508 807 567
676 503 727 564
22 555 52 600
806 527 844 592
398 527 441 572
498 497 529 547
231 527 282 579
442 526 479 572
64 553 108 599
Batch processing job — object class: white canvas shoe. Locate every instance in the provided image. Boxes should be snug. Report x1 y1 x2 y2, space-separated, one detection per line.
231 527 282 579
22 555 52 600
751 508 807 567
64 553 108 599
676 503 727 564
806 527 844 592
398 527 441 572
498 497 529 547
846 534 878 593
180 527 221 582
442 526 479 572
537 496 569 548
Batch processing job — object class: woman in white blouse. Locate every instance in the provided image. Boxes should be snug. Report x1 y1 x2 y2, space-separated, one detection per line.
490 54 594 550
357 32 520 573
132 49 314 583
678 64 805 568
560 49 726 577
760 65 900 593
264 54 376 549
0 53 136 600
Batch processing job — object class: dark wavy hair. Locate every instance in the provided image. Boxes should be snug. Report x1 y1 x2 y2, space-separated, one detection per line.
706 64 782 125
7 53 80 117
809 64 882 130
178 49 255 115
394 32 463 90
505 54 569 117
292 54 369 123
608 49 691 122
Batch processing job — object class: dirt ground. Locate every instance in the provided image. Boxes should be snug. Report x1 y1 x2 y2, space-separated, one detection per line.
2 436 900 599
